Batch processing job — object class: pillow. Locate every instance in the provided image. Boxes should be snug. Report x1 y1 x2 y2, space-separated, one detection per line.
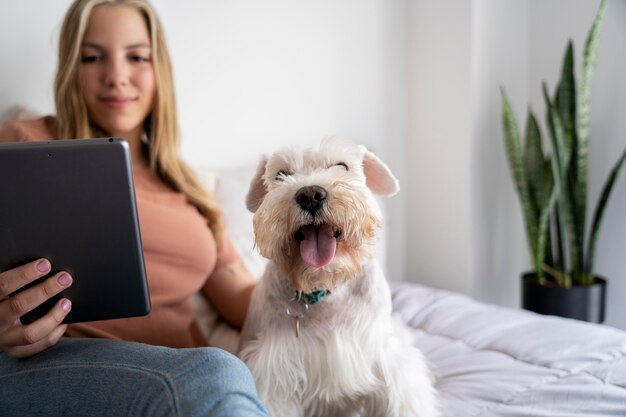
214 164 268 278
1 105 41 123
194 164 266 354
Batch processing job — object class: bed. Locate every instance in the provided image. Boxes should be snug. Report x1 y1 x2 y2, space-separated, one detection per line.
198 163 626 417
392 282 626 416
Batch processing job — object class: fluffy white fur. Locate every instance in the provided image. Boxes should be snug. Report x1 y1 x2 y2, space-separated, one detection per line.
239 138 438 417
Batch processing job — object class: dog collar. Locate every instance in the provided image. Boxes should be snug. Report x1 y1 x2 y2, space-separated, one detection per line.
285 289 330 338
301 289 329 304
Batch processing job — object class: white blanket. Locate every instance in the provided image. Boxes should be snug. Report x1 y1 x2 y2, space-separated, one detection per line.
392 282 626 417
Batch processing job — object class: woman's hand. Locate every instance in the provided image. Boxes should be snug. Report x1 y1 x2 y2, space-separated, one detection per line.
0 259 72 358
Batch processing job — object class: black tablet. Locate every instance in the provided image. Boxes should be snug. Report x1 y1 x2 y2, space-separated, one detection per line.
0 138 151 324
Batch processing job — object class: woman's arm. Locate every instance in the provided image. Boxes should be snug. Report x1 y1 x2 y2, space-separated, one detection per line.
202 259 257 328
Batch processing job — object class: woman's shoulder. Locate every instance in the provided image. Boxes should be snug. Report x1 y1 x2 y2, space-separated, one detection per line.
0 115 56 143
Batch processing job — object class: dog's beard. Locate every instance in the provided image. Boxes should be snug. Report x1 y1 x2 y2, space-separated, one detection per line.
253 186 381 293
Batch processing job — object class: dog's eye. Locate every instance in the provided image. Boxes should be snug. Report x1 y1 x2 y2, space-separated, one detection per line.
275 170 291 181
336 162 349 171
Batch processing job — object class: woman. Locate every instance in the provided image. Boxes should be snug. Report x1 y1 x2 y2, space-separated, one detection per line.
0 1 268 416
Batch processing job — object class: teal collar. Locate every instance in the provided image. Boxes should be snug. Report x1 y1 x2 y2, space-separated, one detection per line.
298 289 330 305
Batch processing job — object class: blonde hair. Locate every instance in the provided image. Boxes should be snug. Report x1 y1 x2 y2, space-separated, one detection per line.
54 0 224 242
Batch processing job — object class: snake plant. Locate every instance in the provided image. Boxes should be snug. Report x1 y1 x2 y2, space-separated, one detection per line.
500 0 626 288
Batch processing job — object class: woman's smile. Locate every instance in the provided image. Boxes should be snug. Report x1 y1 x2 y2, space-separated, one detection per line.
100 95 137 109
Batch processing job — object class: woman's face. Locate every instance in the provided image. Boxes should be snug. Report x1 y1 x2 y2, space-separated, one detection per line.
78 5 156 143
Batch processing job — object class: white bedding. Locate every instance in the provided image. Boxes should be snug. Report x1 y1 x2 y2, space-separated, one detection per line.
392 282 626 417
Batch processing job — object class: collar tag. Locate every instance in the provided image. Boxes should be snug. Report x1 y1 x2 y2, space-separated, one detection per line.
285 290 330 338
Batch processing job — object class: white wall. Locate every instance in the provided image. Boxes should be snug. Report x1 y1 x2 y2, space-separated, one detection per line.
0 3 64 119
407 0 474 294
2 0 626 329
0 0 398 165
470 0 529 306
156 0 409 283
0 0 409 283
157 1 392 168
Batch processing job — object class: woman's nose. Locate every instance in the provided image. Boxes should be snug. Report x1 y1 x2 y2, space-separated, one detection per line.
103 57 129 87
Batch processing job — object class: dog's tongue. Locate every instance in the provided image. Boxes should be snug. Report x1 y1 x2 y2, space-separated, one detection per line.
300 224 337 268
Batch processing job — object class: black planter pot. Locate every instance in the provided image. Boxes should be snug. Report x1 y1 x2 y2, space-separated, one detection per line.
521 272 607 323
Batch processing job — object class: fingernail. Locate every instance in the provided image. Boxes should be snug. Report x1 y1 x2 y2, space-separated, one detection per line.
61 299 72 312
57 273 72 287
36 260 51 273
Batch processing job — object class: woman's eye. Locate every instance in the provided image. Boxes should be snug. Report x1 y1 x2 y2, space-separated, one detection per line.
130 55 150 63
81 55 100 63
336 162 349 171
275 170 291 181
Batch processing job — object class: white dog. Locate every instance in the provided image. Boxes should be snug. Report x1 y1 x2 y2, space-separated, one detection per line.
239 139 438 417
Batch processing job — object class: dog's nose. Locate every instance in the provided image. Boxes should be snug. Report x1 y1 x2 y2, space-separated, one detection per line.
295 185 327 213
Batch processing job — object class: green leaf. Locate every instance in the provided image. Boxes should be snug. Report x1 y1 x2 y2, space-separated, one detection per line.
544 84 570 182
525 112 553 210
577 0 607 147
544 83 574 287
555 41 585 277
501 88 541 274
524 111 555 280
575 0 607 275
571 0 606 283
585 144 626 282
537 189 558 286
556 41 587 279
556 41 577 156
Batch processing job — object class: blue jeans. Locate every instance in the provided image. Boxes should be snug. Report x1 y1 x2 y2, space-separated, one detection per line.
0 337 268 417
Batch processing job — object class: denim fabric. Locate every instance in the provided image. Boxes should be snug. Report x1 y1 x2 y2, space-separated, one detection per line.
0 337 268 417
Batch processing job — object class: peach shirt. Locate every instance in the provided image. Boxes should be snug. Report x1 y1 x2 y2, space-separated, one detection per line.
0 117 237 347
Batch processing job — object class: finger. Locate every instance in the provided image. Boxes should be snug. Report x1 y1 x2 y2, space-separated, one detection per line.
4 323 68 359
0 272 72 327
2 298 72 348
0 259 52 299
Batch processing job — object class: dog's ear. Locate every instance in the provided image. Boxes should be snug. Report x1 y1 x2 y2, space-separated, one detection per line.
246 155 269 212
361 146 399 196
